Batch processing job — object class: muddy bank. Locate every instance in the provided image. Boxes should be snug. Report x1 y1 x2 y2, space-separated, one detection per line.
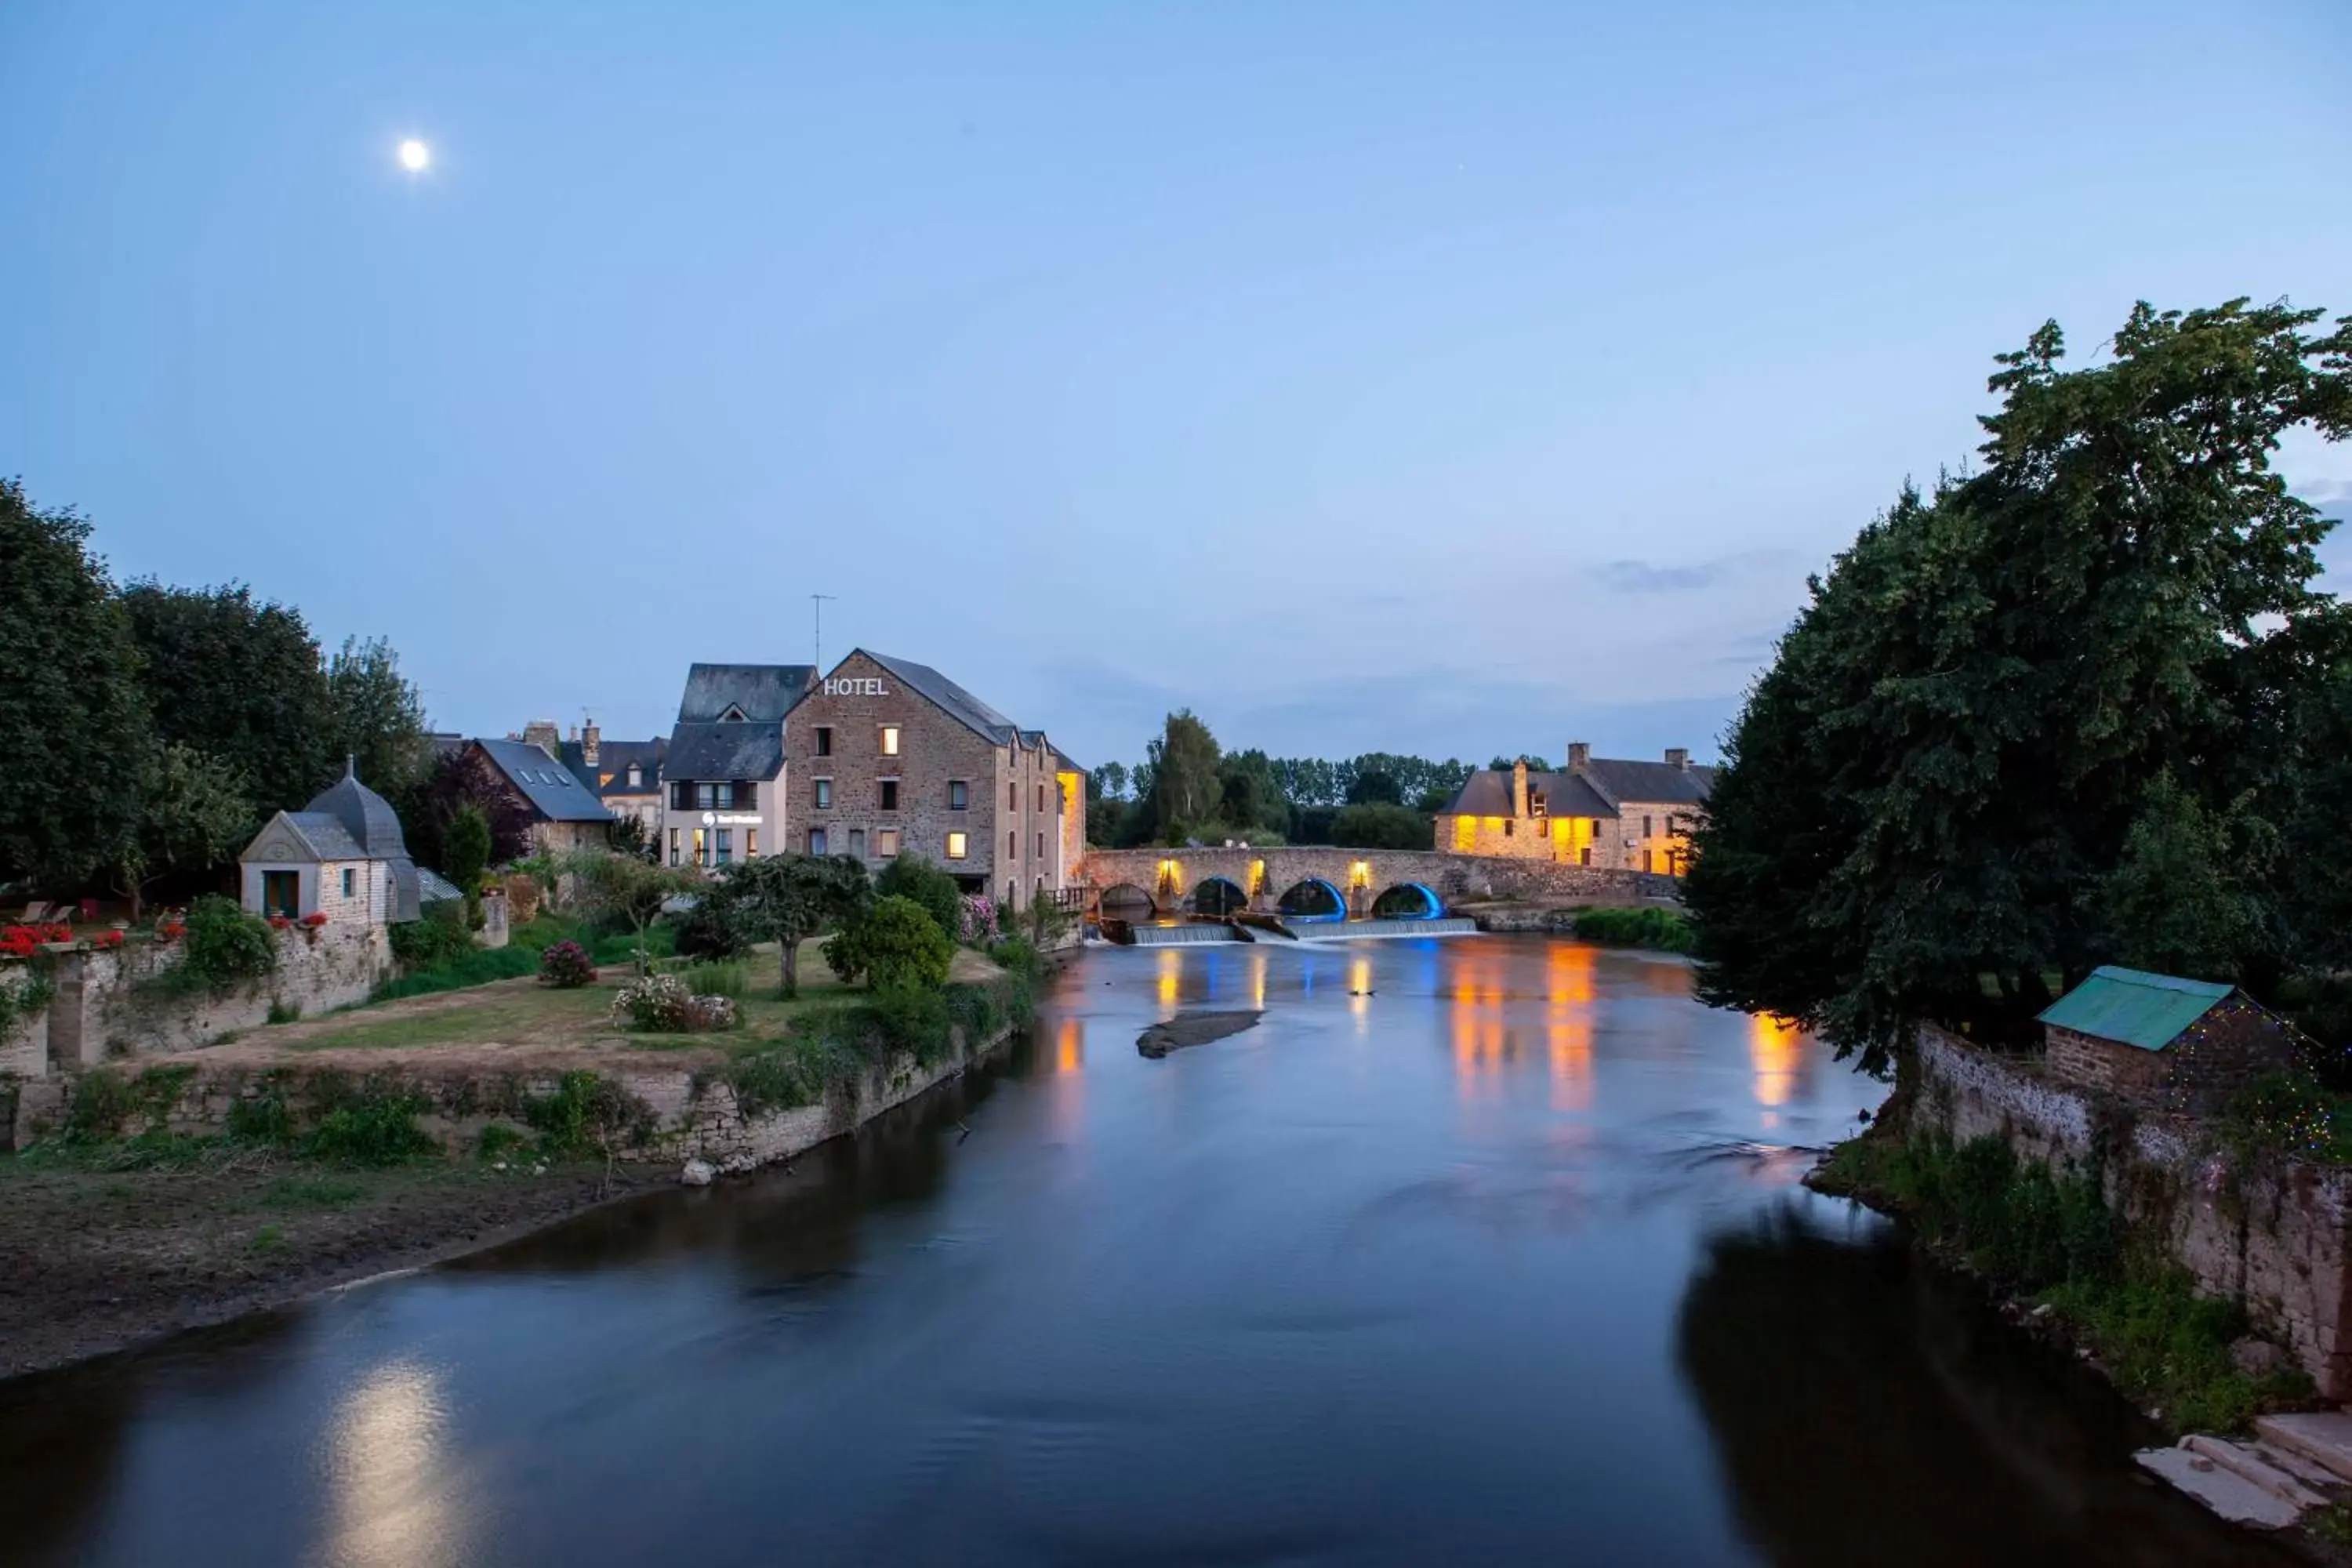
1138 1010 1262 1058
0 1153 664 1378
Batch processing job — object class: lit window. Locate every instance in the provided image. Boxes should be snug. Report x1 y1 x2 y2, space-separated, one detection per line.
946 831 968 859
746 829 758 858
880 726 900 757
670 827 681 866
877 829 901 857
815 779 832 808
1454 815 1475 851
693 827 707 864
880 779 899 811
341 867 356 898
949 779 967 810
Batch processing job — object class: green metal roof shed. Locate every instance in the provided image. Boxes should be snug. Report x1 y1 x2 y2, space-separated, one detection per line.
2036 966 2235 1053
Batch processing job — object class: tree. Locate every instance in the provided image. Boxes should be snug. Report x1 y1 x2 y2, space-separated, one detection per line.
1330 802 1433 850
1688 298 2352 1073
1090 761 1129 800
558 850 702 974
0 481 151 887
328 636 431 806
1217 749 1290 838
407 746 535 870
1345 768 1403 807
875 854 962 944
119 582 339 813
1145 710 1221 840
822 894 955 991
114 743 255 921
2100 772 2270 982
713 852 872 996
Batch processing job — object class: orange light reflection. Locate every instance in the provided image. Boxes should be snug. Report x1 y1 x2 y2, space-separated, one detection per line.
1751 1012 1806 1108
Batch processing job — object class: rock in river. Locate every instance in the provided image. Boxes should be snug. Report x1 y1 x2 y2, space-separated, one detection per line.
1139 1010 1263 1058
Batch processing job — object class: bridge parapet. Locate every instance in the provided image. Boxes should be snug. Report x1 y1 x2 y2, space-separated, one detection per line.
1076 846 1675 917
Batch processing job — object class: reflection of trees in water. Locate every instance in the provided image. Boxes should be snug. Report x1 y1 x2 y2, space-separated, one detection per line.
448 1037 1025 1290
1673 1203 2297 1568
0 1310 310 1565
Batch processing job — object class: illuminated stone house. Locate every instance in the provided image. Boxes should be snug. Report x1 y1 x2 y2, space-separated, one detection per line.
1434 744 1715 875
781 649 1086 903
2038 965 2305 1114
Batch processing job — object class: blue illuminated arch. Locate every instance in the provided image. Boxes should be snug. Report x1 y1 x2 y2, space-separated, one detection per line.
1278 878 1347 923
1371 883 1443 920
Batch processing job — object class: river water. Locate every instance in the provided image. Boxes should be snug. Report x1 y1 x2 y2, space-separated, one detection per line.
0 937 2290 1566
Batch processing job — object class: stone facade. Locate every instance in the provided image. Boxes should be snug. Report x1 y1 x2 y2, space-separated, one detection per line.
1434 747 1711 877
1915 1024 2352 1399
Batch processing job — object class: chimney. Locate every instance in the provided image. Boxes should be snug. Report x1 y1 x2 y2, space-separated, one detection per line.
1665 747 1690 771
1566 741 1591 773
582 720 601 769
522 719 560 757
1511 758 1530 818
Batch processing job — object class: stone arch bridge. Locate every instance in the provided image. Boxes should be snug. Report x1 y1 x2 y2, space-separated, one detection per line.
1076 847 1677 920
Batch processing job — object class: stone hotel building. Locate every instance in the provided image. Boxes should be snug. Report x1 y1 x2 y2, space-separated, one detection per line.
782 650 1084 903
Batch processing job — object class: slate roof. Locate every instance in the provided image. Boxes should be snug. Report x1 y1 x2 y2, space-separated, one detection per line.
2038 966 2236 1053
417 867 465 904
1050 744 1085 775
676 663 816 724
1443 769 1620 819
860 650 1020 744
557 738 666 799
282 811 368 860
472 738 617 824
302 765 412 857
1580 757 1718 808
666 721 785 782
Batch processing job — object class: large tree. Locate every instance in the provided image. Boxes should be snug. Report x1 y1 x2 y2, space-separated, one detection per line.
1145 710 1222 840
328 636 431 804
0 481 151 887
111 743 255 921
120 582 339 813
712 852 872 996
1688 298 2352 1073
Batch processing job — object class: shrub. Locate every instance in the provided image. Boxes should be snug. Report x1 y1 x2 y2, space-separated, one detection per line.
862 983 955 1065
178 895 278 994
679 959 746 998
957 895 1000 945
391 902 474 971
523 1070 648 1156
612 972 695 1031
477 1122 532 1160
305 1095 436 1165
266 998 302 1025
538 939 597 989
720 1039 832 1118
822 895 954 991
2220 1072 2337 1160
671 893 754 960
875 855 963 945
1572 906 1697 953
986 935 1041 981
226 1077 296 1145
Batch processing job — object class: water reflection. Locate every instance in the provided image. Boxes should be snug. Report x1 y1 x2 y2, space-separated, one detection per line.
1748 1012 1810 1126
1545 943 1595 1112
321 1360 470 1568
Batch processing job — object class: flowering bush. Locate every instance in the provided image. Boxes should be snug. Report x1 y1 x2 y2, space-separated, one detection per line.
539 940 598 989
1 923 74 957
155 920 187 945
89 930 125 949
612 972 694 1031
957 895 1000 945
267 915 293 931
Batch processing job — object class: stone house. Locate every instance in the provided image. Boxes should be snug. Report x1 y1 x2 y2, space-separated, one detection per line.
2039 965 2306 1113
466 737 618 856
556 723 666 843
659 662 817 869
238 763 424 926
1435 744 1715 874
780 650 1085 903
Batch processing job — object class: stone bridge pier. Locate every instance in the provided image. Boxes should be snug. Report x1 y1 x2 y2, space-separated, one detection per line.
1075 846 1676 920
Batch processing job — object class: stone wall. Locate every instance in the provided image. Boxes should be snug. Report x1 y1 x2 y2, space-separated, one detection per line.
1 927 394 1078
1915 1024 2352 1398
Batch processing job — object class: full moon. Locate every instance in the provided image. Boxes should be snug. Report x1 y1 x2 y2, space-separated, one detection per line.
397 139 430 172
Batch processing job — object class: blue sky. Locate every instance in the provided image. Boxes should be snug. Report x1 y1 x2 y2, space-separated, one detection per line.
5 1 2348 774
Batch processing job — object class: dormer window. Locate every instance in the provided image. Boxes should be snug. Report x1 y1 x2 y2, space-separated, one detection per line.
627 764 642 788
718 704 748 723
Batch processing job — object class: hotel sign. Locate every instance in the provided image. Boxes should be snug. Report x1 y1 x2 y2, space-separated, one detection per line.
822 677 889 696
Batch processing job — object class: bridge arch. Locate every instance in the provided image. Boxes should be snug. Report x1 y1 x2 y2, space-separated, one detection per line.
1098 883 1157 920
1277 878 1347 922
1188 877 1247 916
1371 882 1444 920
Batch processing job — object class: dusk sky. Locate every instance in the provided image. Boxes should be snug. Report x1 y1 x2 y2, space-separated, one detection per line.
5 1 2348 774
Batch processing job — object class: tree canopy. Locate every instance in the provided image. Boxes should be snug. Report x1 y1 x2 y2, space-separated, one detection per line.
711 852 871 996
1686 298 2352 1073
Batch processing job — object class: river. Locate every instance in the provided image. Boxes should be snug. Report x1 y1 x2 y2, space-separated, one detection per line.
0 936 2288 1566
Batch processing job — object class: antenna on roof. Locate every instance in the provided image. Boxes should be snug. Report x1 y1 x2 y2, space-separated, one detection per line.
811 593 836 672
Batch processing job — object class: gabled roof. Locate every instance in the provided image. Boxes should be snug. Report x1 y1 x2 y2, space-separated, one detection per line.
1442 769 1618 819
1579 757 1717 808
858 650 1020 744
1050 744 1085 775
666 721 785 782
676 663 816 724
281 811 368 860
472 738 617 824
557 738 666 799
2038 966 2235 1052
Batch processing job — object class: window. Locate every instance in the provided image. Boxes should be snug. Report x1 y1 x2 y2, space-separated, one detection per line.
876 829 901 858
341 867 356 898
263 870 299 920
1009 782 1019 811
1644 849 1656 873
627 764 643 788
1036 783 1047 811
693 827 707 865
1454 815 1476 851
848 828 866 858
1504 818 1515 837
1580 847 1592 866
949 779 968 811
814 779 832 808
880 779 899 811
746 829 758 858
672 782 692 809
946 831 968 859
1008 830 1018 858
1036 832 1045 858
696 782 717 810
808 828 828 855
1530 791 1548 818
880 725 900 757
815 726 833 757
715 828 733 866
670 827 681 866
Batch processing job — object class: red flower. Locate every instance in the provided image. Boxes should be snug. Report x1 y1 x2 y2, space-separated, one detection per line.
267 915 293 931
299 911 329 928
156 921 186 944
